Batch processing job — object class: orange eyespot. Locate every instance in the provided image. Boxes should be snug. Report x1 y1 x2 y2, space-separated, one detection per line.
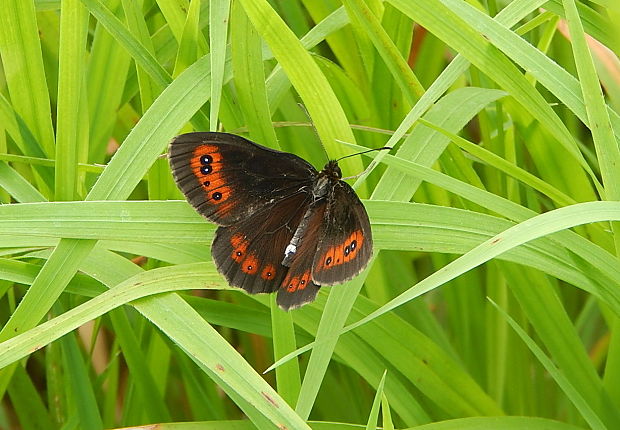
286 276 300 292
242 254 259 274
230 234 248 262
261 264 276 280
298 271 311 290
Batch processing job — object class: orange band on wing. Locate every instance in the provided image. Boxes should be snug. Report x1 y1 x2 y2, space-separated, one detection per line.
317 230 364 271
282 270 311 292
191 145 233 209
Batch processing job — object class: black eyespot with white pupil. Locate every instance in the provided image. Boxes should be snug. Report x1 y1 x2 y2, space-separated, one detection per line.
212 192 222 200
247 265 253 270
325 257 332 265
200 164 212 174
350 240 357 250
200 154 213 164
300 280 305 285
344 246 350 256
236 251 242 256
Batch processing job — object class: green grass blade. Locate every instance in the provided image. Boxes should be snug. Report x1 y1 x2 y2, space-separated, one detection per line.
439 0 620 159
238 0 355 157
230 1 278 147
108 308 172 422
562 0 620 199
401 416 586 429
55 0 89 201
0 0 55 158
121 0 160 112
61 331 104 430
343 0 423 104
87 54 214 201
417 118 577 207
490 299 606 430
373 87 505 200
388 0 602 191
8 365 55 430
209 0 230 130
0 163 47 203
172 0 202 77
86 0 132 162
0 239 96 398
365 370 387 430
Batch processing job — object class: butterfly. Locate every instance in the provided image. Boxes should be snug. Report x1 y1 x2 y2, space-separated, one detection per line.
168 132 373 310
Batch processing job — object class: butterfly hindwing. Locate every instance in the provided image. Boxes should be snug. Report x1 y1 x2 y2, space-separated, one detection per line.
276 202 327 310
169 132 316 225
311 182 372 285
211 192 311 295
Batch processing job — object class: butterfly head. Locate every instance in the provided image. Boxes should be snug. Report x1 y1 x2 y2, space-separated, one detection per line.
321 160 342 180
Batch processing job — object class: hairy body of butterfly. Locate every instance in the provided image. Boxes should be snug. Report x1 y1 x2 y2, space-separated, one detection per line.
169 132 372 310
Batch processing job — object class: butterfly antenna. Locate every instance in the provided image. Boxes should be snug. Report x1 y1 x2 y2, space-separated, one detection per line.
339 146 392 181
336 146 392 162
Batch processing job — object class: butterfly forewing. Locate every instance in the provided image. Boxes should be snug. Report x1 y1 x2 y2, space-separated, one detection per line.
169 132 316 225
311 182 372 285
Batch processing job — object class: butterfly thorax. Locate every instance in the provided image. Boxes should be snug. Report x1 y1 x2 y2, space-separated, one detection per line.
312 160 342 199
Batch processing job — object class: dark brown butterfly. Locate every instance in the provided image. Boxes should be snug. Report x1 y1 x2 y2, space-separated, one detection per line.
168 132 372 310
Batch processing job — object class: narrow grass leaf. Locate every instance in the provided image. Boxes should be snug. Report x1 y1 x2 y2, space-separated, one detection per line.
108 308 172 422
230 1 278 147
389 0 602 191
418 118 577 207
373 87 506 200
401 416 587 430
365 370 387 430
0 0 55 158
55 0 89 201
209 0 231 130
0 239 95 398
86 2 132 161
355 0 550 191
87 54 213 201
490 299 606 430
381 394 394 430
80 0 170 88
562 0 620 199
8 366 55 430
61 332 104 430
0 163 47 203
439 0 620 149
239 0 355 157
172 0 201 77
343 0 423 104
121 0 160 112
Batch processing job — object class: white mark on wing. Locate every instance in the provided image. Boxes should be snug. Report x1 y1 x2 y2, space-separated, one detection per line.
284 244 297 258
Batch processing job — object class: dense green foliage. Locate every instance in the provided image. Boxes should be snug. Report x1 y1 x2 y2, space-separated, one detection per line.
0 0 619 429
